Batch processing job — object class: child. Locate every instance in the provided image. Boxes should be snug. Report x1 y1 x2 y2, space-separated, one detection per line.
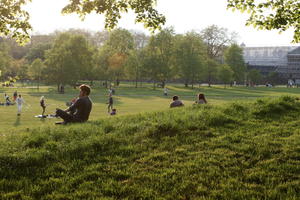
164 87 168 96
110 108 117 115
40 96 46 116
16 94 25 116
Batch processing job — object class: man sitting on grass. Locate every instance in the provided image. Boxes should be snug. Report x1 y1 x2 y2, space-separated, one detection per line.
55 84 92 124
170 95 184 108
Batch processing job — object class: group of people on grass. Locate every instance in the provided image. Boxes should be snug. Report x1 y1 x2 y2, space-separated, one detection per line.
3 85 207 125
2 91 25 116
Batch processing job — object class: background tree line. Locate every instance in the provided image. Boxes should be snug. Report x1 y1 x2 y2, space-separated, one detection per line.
0 25 280 91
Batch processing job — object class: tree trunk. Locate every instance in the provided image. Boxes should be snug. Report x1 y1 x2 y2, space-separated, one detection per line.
135 76 138 88
37 77 40 91
153 81 156 90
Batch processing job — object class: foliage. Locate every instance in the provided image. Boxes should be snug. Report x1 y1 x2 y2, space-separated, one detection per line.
1 97 300 199
28 58 45 89
0 42 12 80
202 58 219 86
201 25 237 60
0 0 32 44
218 64 234 87
143 28 175 88
62 0 165 32
248 69 262 85
44 33 94 88
224 44 246 83
174 32 206 88
25 43 52 63
227 0 300 42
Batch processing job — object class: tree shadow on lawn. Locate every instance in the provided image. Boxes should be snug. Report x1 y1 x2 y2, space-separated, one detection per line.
13 116 21 127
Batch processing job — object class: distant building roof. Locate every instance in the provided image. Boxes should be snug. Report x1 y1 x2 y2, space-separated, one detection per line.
288 47 300 55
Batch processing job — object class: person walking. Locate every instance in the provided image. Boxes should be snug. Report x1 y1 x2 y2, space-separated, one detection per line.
16 94 25 116
40 96 46 116
107 94 113 113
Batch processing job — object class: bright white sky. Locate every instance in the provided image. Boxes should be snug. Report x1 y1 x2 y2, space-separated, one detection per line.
25 0 299 47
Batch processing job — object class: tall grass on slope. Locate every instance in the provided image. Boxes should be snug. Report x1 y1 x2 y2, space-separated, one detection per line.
1 96 300 199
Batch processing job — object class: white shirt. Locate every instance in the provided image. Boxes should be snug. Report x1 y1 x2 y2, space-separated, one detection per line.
16 97 24 106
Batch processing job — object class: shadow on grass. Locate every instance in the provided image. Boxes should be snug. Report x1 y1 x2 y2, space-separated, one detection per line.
13 116 21 127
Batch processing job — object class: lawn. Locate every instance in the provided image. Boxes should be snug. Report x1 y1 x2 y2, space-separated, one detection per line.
1 82 300 132
1 96 300 199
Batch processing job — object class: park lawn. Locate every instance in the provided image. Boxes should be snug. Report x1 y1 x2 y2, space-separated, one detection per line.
1 96 300 199
1 83 300 132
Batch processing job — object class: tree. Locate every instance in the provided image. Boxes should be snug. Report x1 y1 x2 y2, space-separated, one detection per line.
174 32 206 88
1 0 165 43
218 64 234 88
125 50 145 88
0 42 12 81
224 44 246 83
62 0 165 32
201 25 237 60
44 33 94 92
144 27 175 88
227 0 300 42
202 58 219 87
104 28 135 85
28 58 45 90
0 0 31 44
2 1 299 44
25 43 52 63
248 69 262 86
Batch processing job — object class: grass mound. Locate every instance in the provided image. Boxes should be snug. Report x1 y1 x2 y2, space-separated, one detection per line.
1 97 300 199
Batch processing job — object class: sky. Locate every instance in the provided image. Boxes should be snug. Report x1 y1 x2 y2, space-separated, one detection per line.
24 0 299 47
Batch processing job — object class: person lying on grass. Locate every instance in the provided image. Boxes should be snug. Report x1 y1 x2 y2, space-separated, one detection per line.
55 84 92 125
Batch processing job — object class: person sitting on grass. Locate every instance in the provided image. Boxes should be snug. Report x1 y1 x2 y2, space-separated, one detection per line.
170 95 184 108
195 93 207 104
4 93 11 106
55 84 92 125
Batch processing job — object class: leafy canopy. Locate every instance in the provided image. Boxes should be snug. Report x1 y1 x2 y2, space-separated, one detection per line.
227 0 300 42
0 0 165 44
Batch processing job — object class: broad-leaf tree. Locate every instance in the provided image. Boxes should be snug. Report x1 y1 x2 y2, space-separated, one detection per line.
227 0 300 42
145 27 175 88
224 44 246 83
174 32 206 88
218 64 234 88
0 0 32 44
248 69 262 86
44 33 94 91
28 58 45 90
201 25 237 60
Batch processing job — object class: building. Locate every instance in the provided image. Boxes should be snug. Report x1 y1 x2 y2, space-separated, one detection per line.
243 46 300 81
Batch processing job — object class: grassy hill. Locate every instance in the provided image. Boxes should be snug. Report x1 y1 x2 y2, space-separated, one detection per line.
1 96 300 199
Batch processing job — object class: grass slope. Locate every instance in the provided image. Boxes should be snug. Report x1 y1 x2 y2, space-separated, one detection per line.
1 96 300 199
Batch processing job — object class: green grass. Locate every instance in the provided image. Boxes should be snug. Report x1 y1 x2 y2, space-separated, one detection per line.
1 95 300 199
2 83 300 131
